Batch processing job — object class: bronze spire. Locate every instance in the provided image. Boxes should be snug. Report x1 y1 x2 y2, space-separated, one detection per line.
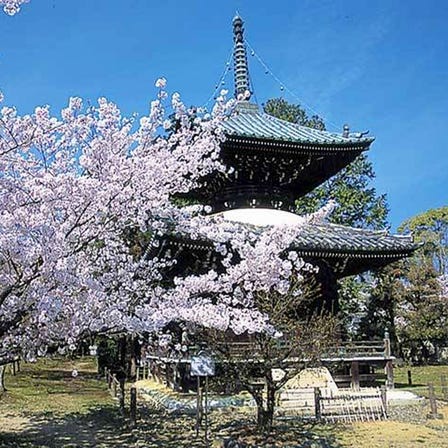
233 15 251 100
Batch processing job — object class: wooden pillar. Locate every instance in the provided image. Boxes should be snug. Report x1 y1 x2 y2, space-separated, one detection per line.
314 387 322 421
0 365 6 393
427 383 443 419
385 360 394 389
384 331 391 357
351 361 360 391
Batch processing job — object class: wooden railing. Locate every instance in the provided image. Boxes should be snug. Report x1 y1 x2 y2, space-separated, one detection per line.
144 335 392 364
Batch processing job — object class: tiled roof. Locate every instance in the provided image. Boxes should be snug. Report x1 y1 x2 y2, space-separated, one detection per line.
291 223 415 257
220 103 374 147
175 221 415 258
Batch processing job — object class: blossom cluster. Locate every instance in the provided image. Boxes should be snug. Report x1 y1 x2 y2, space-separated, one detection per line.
0 81 328 358
0 0 29 16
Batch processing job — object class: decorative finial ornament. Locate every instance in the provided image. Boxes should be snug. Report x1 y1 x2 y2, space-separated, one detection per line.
343 124 350 138
232 15 251 100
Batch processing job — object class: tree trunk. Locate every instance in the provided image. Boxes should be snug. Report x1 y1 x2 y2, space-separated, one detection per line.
0 365 7 393
129 336 137 381
252 378 276 433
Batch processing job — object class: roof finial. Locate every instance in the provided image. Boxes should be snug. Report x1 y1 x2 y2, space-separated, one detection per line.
232 15 251 100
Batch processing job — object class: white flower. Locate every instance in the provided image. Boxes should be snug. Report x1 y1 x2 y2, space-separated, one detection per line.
155 77 167 89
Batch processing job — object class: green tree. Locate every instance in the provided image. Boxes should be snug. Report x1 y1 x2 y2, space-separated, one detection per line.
393 206 448 363
399 206 448 276
263 98 388 230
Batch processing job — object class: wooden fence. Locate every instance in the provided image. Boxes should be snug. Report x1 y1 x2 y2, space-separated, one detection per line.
277 387 387 423
104 367 138 426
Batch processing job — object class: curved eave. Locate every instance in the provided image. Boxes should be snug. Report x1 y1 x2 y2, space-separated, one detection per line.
223 134 373 155
165 233 417 260
293 247 416 260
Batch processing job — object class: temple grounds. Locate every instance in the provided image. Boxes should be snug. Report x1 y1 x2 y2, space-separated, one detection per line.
1 358 448 447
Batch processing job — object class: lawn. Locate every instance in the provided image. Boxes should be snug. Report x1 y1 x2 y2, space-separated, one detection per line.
0 358 447 447
395 364 448 400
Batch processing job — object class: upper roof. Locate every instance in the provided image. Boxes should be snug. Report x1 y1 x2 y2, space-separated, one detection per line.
221 103 374 148
224 17 374 151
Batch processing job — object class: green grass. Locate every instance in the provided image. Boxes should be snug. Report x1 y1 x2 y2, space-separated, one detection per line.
395 365 448 400
0 356 113 416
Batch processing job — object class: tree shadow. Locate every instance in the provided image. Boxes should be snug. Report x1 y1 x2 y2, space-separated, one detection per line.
0 406 131 448
1 405 344 448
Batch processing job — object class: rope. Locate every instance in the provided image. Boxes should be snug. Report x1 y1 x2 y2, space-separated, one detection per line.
202 48 234 110
245 39 341 131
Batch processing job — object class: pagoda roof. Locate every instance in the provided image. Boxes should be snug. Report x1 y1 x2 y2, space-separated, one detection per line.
166 220 416 277
290 223 414 259
221 103 374 150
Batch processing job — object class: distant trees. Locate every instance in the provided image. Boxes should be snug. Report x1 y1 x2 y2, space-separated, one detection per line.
394 207 448 362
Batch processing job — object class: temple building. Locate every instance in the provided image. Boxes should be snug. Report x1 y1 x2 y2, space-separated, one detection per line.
147 16 416 391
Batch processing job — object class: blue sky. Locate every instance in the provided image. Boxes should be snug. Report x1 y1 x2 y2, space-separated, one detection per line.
0 0 446 230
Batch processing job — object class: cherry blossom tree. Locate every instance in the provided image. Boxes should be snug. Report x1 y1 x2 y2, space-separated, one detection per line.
1 82 332 359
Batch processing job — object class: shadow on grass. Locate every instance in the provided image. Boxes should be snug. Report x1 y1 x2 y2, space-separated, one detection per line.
0 405 130 448
0 405 344 448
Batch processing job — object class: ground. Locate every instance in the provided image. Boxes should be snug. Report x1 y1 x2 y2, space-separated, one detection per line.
0 358 447 447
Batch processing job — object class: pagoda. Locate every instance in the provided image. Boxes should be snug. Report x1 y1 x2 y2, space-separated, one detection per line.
173 15 415 313
147 16 416 390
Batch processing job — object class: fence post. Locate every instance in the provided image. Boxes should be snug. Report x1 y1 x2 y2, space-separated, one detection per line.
314 387 322 421
427 383 443 419
407 370 412 386
380 385 388 417
119 378 125 416
441 375 448 401
130 386 137 427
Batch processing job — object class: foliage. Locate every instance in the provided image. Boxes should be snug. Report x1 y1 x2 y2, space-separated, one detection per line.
263 98 388 230
399 206 448 276
0 81 341 359
357 264 403 352
263 98 325 130
391 207 448 363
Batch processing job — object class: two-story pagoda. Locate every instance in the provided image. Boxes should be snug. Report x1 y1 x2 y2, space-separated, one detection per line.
146 16 416 390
